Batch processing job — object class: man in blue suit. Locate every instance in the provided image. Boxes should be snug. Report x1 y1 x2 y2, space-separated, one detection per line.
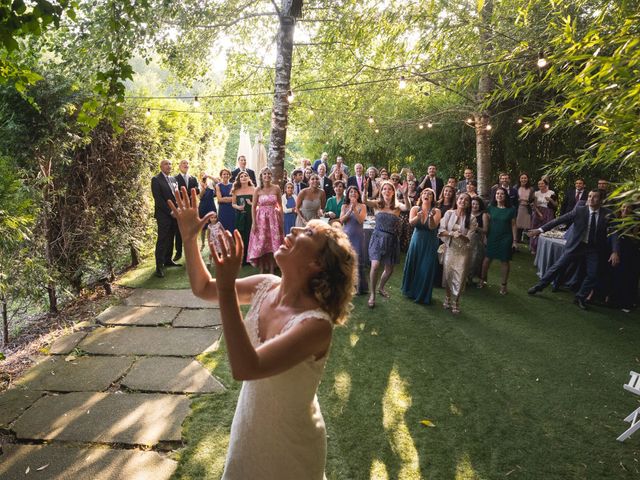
527 190 620 309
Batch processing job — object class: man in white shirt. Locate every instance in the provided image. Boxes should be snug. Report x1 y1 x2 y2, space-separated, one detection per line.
347 163 366 195
317 163 334 198
173 160 200 261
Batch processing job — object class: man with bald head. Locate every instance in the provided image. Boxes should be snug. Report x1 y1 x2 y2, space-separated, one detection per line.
151 160 180 278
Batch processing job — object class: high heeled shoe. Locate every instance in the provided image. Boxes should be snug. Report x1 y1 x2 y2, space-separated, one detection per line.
368 295 376 308
451 301 460 314
442 297 451 309
500 283 508 295
377 288 390 298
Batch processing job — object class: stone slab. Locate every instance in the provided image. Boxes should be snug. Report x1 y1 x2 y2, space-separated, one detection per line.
173 308 221 327
0 389 44 428
16 356 134 392
49 331 87 354
122 357 225 394
124 289 217 309
79 326 221 356
97 305 179 326
0 444 177 480
13 392 190 446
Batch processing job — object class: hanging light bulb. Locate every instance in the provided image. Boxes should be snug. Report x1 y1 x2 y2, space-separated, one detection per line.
368 116 374 124
427 122 433 128
193 96 200 107
309 109 314 115
287 90 294 103
516 118 523 124
419 123 424 129
374 128 380 133
537 52 548 68
466 117 473 124
399 76 407 89
145 108 151 117
486 124 493 131
543 122 551 129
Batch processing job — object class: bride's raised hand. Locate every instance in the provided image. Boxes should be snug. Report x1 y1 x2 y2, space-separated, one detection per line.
212 230 244 289
168 186 212 242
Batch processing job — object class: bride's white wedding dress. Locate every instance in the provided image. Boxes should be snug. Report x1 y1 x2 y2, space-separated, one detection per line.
222 277 332 480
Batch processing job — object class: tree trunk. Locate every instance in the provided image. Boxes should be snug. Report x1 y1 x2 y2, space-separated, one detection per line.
475 0 494 199
130 242 140 267
2 293 8 346
268 4 298 188
40 158 59 314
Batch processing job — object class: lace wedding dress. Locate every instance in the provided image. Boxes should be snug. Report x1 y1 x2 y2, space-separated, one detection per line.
222 277 332 480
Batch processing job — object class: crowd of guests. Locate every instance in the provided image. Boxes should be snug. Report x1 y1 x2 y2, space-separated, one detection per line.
152 153 639 314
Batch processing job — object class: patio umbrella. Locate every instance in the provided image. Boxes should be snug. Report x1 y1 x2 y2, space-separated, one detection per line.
253 132 268 174
237 126 253 169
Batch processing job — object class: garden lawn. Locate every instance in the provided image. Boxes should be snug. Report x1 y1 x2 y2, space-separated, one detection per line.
119 252 640 479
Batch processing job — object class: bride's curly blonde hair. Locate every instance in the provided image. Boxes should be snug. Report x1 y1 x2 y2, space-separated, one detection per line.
306 220 357 325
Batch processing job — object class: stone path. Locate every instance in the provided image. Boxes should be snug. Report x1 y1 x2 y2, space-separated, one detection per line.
0 289 224 479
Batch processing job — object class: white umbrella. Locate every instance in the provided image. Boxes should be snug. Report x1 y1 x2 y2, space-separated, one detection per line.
237 126 253 169
253 132 268 173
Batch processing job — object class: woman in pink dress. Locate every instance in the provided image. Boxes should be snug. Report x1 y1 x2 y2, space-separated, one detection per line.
248 167 284 273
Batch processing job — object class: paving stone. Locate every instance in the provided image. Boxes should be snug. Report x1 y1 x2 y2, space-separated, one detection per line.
15 356 134 392
0 389 44 428
122 357 225 394
0 444 177 480
124 289 217 309
49 331 87 354
79 326 221 356
173 308 221 327
13 392 190 446
97 305 179 326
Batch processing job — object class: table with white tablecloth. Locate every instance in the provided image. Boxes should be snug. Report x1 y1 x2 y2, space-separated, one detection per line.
533 235 582 289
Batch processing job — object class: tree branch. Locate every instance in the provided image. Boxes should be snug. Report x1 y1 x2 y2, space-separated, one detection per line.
188 12 279 29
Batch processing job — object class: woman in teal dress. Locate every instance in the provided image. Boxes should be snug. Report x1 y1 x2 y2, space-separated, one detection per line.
402 188 442 304
231 171 255 264
481 187 518 295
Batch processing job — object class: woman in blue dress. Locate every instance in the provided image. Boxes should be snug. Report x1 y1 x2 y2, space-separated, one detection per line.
198 174 217 249
401 188 441 304
282 181 297 235
216 168 235 232
340 186 368 294
364 181 410 308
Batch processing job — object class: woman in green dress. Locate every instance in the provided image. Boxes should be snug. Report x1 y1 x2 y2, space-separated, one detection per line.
231 171 255 264
480 187 518 295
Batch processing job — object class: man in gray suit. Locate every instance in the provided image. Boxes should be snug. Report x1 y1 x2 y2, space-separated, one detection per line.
527 190 620 309
456 168 475 194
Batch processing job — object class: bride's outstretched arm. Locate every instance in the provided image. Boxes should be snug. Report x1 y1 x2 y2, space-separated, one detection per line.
214 230 332 381
169 186 269 304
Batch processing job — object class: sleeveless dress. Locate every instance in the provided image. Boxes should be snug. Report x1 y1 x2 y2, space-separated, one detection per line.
198 186 217 217
283 194 297 235
368 212 401 264
235 194 253 263
342 206 368 294
218 183 235 232
296 197 322 227
401 209 439 304
248 194 284 265
222 278 332 480
468 212 486 278
486 205 517 261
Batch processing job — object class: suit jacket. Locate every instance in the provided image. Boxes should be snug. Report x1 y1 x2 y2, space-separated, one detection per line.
490 184 519 206
347 175 367 192
292 181 307 195
540 206 619 255
151 173 176 220
419 175 444 199
318 176 334 198
456 179 473 194
312 159 328 172
560 188 588 215
230 168 257 186
175 173 200 196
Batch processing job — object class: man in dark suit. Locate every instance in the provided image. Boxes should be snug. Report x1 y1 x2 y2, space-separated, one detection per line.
151 160 181 278
173 160 200 262
230 155 257 185
560 178 588 215
490 172 518 206
456 167 475 194
527 189 620 309
312 152 329 173
418 165 443 198
316 163 334 198
347 163 366 196
291 168 307 195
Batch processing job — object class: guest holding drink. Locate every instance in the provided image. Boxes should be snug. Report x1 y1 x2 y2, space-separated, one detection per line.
232 171 255 264
401 188 441 304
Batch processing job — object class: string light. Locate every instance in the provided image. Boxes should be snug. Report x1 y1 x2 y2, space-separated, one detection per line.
287 90 294 103
419 123 424 129
516 118 523 124
374 128 380 133
193 96 200 107
399 76 407 89
486 124 493 131
368 116 374 124
543 122 551 129
427 121 433 128
309 109 314 115
145 108 151 117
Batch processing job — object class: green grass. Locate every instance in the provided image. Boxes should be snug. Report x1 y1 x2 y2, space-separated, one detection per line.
129 252 640 479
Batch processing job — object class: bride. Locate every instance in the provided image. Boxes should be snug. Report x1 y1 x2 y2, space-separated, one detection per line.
169 186 356 479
